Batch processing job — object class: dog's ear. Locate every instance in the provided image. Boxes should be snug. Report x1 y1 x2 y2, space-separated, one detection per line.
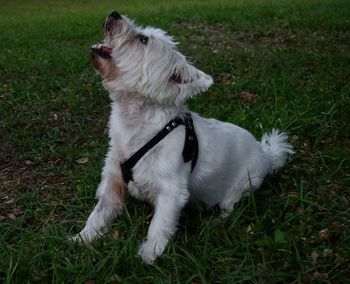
169 65 213 93
191 68 213 92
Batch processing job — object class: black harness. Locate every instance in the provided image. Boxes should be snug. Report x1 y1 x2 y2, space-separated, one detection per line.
120 113 198 183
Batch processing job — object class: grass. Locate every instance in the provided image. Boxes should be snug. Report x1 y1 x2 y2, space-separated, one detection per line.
0 0 349 282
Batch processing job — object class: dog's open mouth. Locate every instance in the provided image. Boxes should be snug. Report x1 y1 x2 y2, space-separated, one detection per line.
91 44 113 59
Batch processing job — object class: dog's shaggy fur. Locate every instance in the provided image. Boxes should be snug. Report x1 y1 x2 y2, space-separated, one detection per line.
72 11 294 264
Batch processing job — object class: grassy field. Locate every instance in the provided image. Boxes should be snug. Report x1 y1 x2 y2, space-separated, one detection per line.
0 0 349 282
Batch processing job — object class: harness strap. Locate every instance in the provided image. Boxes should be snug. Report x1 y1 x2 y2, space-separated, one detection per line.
120 113 198 183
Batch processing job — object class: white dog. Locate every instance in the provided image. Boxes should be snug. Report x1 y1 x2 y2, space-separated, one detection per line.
72 11 294 264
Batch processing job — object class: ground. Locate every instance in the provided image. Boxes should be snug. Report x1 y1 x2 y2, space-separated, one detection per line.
0 0 349 283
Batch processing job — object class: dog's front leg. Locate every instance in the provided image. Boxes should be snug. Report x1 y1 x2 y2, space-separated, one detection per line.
72 161 127 243
138 185 189 264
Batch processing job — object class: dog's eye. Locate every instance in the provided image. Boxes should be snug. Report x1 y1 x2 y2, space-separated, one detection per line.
138 35 149 45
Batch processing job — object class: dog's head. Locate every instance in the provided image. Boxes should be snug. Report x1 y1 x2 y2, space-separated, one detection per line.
91 11 213 105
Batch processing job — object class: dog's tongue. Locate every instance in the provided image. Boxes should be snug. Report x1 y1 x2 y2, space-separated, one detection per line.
91 44 113 59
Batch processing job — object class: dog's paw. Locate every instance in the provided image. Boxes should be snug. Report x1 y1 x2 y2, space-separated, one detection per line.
69 227 99 244
137 241 160 265
69 234 83 243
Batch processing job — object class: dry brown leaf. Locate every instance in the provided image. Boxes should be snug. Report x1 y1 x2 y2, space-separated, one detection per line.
111 229 119 239
8 213 16 220
319 228 331 240
239 91 257 102
3 84 9 93
214 72 232 83
245 223 255 235
331 221 342 230
313 271 322 279
311 251 319 267
322 248 333 258
312 271 328 281
76 157 89 164
295 207 304 215
4 198 15 205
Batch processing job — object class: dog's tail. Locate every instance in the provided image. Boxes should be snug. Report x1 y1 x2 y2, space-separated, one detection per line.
260 129 295 174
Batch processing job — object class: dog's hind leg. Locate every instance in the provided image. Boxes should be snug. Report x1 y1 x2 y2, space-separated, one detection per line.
218 192 242 220
72 162 127 243
137 181 190 264
219 174 264 219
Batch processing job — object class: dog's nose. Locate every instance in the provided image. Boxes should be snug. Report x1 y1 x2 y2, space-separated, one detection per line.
109 11 121 20
103 11 122 32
